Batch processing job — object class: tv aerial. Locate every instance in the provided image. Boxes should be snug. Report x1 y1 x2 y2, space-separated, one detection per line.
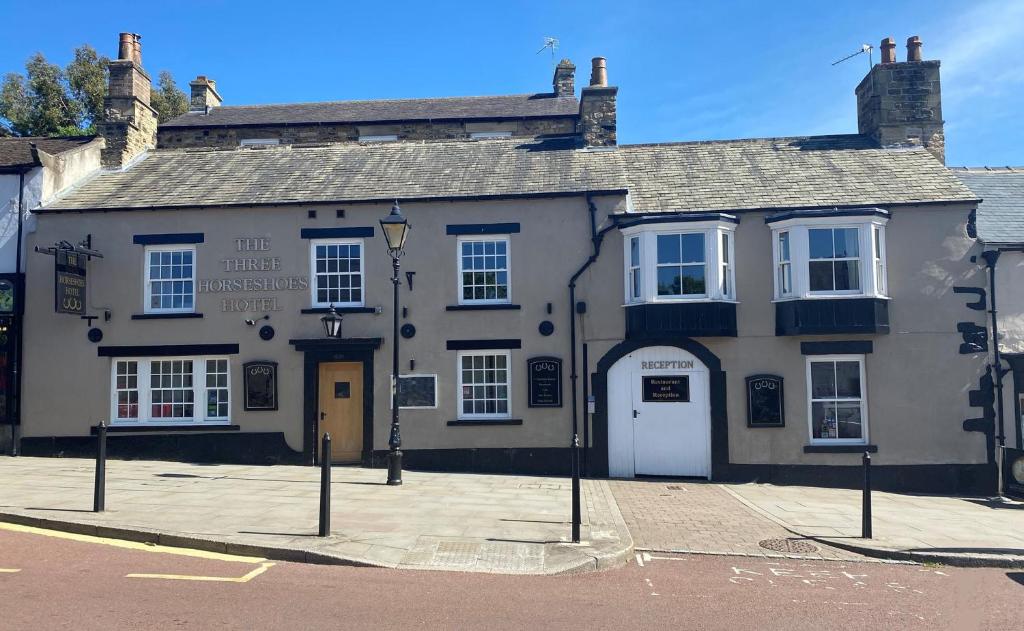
537 37 559 67
832 43 873 69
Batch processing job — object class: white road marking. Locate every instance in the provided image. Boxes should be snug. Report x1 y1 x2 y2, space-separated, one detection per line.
635 553 644 567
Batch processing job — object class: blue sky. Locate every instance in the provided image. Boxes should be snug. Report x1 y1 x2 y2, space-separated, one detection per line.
3 0 1022 166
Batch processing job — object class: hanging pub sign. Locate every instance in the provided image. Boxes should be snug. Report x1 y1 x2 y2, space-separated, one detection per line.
746 374 784 427
54 250 86 315
243 361 278 411
642 375 689 402
528 356 562 407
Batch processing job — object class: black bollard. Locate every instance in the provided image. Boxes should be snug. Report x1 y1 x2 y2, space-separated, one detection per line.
571 434 581 543
862 451 872 539
93 421 106 513
319 433 331 537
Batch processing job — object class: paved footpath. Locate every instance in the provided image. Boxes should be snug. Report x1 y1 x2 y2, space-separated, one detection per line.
723 483 1024 567
609 479 862 561
0 457 631 575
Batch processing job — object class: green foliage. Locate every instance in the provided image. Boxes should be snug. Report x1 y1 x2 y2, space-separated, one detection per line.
150 71 189 123
0 43 185 137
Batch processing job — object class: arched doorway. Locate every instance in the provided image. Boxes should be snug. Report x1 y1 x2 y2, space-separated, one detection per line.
607 346 711 477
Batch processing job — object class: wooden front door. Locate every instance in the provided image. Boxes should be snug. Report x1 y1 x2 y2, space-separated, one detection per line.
318 362 364 463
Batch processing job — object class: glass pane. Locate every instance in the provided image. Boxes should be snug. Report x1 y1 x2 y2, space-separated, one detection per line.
808 261 834 291
833 228 860 258
680 233 705 264
657 267 681 296
810 362 836 398
836 402 863 439
874 227 882 258
630 237 639 266
808 229 834 259
779 232 790 261
812 401 838 439
656 234 680 264
834 260 860 291
835 361 861 398
679 266 706 295
721 233 730 263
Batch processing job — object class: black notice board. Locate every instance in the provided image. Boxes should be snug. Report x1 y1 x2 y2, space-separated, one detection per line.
641 375 689 402
398 375 437 408
243 361 278 411
528 356 562 407
746 374 784 427
54 250 86 315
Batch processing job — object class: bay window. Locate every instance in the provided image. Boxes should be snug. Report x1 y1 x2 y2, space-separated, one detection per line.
767 210 889 300
622 217 738 304
111 357 231 424
807 355 867 444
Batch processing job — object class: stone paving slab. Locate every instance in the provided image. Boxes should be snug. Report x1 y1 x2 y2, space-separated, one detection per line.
0 457 632 575
722 483 1024 568
607 479 863 561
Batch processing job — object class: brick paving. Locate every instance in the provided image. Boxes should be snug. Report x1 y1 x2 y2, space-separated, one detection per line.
608 479 859 560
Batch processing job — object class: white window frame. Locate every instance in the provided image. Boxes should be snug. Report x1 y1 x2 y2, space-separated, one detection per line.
469 131 513 139
359 134 399 143
239 138 280 146
769 215 888 301
143 244 196 315
110 357 231 425
777 230 793 297
627 235 642 303
621 219 738 304
457 235 511 305
309 238 365 308
807 226 863 296
806 354 868 446
456 350 512 421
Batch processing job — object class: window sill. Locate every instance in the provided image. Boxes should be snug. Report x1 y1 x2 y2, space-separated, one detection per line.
773 295 889 303
301 306 378 314
625 298 739 306
803 444 877 454
95 424 240 434
447 419 523 426
132 313 203 320
446 304 521 311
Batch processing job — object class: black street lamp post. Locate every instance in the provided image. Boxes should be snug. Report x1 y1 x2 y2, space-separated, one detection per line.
380 202 410 486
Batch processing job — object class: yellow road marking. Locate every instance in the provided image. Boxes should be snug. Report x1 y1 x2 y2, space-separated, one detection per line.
0 522 265 564
0 568 21 573
126 562 275 583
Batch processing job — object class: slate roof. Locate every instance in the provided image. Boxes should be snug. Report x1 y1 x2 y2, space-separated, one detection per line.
43 134 980 213
952 167 1024 243
43 138 625 211
160 94 580 128
621 135 978 212
0 136 96 169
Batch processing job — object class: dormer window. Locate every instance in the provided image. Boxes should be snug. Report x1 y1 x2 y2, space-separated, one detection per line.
767 209 889 300
620 216 738 304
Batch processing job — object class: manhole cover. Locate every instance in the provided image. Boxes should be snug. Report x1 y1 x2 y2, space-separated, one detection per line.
758 538 818 554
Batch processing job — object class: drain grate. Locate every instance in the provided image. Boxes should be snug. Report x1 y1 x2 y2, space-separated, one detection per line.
666 485 688 491
758 538 819 554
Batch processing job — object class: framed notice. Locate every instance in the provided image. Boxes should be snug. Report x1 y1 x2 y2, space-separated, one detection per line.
746 374 784 427
243 361 278 411
641 375 689 402
397 375 437 409
528 357 562 407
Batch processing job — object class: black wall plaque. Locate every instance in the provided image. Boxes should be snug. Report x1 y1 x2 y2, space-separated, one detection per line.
397 375 437 408
55 250 86 315
243 361 278 411
746 374 784 427
528 356 562 408
641 375 689 402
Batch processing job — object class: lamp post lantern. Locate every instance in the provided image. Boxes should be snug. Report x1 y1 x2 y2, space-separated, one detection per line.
320 305 343 338
381 202 410 486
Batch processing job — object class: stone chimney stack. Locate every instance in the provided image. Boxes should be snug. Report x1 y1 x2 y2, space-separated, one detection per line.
99 32 157 168
189 75 223 112
855 35 944 163
552 59 575 97
579 57 617 147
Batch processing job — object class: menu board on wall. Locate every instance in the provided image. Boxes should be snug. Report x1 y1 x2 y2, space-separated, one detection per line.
746 374 784 427
244 361 278 411
528 357 562 407
398 375 437 408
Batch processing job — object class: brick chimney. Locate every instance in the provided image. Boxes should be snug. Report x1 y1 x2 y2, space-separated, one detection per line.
189 75 223 112
552 59 575 97
855 35 944 163
579 57 617 147
98 33 157 168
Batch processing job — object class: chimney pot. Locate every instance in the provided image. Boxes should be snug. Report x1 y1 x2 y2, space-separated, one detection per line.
906 35 923 62
117 32 134 61
880 37 896 64
590 57 607 87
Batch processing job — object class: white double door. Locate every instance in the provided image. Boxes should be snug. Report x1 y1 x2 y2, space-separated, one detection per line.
608 346 711 478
